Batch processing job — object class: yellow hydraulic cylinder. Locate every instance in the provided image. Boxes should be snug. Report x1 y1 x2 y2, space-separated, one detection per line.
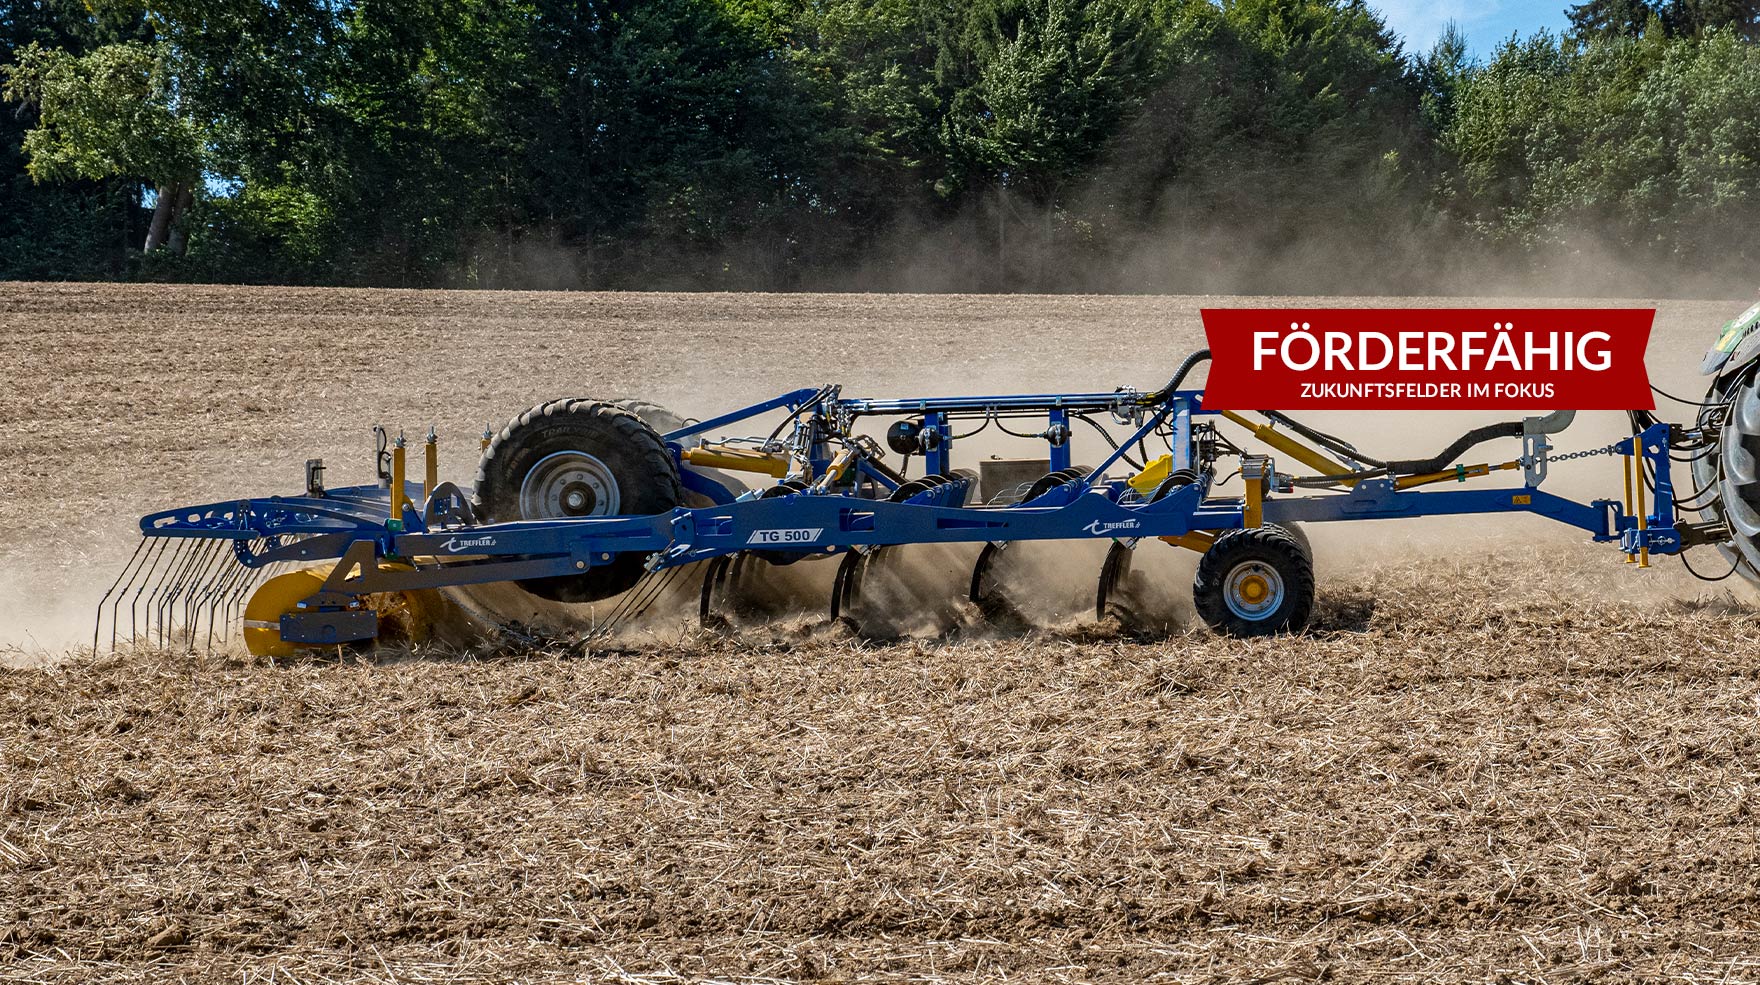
1636 452 1650 568
810 446 860 492
1393 461 1518 490
391 433 407 527
423 427 438 502
683 443 791 478
1622 451 1636 563
1219 410 1353 483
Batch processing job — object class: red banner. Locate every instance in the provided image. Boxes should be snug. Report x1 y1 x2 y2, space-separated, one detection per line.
1199 308 1655 410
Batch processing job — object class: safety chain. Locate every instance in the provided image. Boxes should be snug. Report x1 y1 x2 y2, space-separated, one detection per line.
1551 440 1626 463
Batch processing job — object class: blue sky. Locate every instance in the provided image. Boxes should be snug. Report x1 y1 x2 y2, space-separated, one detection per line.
1372 1 1572 59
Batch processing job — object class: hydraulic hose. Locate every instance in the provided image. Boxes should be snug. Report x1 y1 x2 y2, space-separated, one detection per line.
1384 422 1525 475
1154 346 1525 478
1261 410 1389 467
1142 349 1210 405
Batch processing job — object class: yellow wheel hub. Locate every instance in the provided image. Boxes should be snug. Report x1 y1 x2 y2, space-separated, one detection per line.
1239 575 1269 603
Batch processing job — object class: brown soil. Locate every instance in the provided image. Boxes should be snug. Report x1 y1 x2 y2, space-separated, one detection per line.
2 283 1758 982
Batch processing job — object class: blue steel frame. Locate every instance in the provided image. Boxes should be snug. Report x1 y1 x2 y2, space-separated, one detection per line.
134 389 1680 601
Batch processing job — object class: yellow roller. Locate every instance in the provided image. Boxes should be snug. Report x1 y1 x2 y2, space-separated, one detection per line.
243 567 332 658
242 563 441 657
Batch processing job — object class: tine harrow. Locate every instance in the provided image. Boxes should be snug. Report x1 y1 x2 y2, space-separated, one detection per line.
93 536 277 656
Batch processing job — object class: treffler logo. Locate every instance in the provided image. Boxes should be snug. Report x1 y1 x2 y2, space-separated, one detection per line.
1083 518 1141 537
440 535 498 552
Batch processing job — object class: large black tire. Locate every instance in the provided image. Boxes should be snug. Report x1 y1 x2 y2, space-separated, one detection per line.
473 399 682 603
1717 378 1760 580
1193 524 1315 637
614 397 747 505
1281 521 1314 562
613 399 701 448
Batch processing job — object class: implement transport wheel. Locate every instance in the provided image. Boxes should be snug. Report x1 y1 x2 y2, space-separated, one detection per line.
1281 521 1313 562
1192 524 1314 637
474 399 682 603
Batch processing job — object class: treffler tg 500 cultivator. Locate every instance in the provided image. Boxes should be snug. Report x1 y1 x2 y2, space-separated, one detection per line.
95 308 1760 656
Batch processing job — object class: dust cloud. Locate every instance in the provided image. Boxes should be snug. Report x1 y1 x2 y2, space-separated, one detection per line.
0 286 1750 659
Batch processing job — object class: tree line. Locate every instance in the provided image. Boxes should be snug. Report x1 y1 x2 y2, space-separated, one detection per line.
3 0 1760 294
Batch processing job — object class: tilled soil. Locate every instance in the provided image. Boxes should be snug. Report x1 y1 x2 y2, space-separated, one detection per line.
3 284 1759 982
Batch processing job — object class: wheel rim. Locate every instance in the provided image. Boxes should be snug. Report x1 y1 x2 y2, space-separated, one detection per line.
519 450 621 518
1223 560 1284 621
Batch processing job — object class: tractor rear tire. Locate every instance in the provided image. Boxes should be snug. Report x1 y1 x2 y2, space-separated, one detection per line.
1716 376 1760 581
1193 524 1314 637
473 399 682 603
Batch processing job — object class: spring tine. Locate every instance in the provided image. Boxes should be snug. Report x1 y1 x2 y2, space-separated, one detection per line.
95 538 150 657
177 544 207 648
218 566 248 646
126 538 173 650
152 540 193 649
174 543 210 650
179 538 223 647
115 538 150 651
591 573 652 640
728 553 749 606
698 555 733 627
177 541 227 650
224 563 266 642
155 540 204 649
181 542 230 651
829 549 862 621
204 552 252 652
598 565 686 639
222 547 268 640
116 541 162 651
194 542 235 647
200 557 237 651
140 539 187 649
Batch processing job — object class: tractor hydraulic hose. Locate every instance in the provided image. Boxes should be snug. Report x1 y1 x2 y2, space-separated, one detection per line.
1260 410 1389 468
1142 349 1210 406
1385 422 1525 475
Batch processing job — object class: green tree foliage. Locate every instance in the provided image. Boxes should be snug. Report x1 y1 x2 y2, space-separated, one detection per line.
0 0 140 278
1568 0 1760 39
1443 27 1760 273
5 0 1760 291
3 41 203 188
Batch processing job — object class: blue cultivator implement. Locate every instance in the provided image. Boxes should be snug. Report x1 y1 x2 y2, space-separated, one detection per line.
97 331 1760 656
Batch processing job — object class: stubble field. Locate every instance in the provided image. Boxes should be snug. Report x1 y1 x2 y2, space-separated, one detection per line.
3 283 1758 983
